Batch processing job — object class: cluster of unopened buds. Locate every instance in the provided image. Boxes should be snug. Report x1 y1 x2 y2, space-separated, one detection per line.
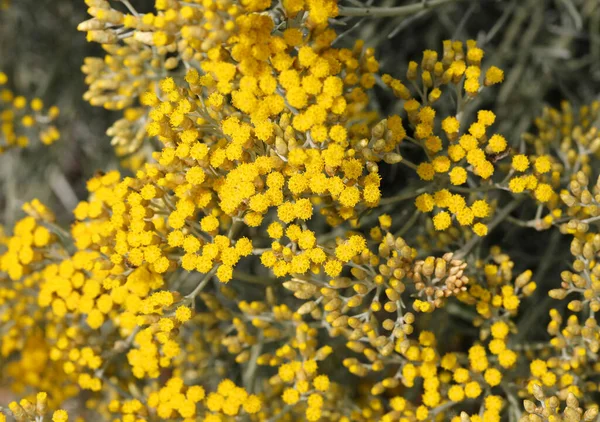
521 385 599 422
559 172 600 235
410 253 468 311
550 236 600 310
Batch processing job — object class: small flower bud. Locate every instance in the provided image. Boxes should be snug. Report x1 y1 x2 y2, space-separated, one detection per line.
532 384 545 401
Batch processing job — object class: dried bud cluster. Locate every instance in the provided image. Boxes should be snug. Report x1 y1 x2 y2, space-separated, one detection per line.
521 386 599 422
410 253 468 310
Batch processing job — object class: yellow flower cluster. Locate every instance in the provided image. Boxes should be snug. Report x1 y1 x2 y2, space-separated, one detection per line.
507 101 600 231
78 0 345 166
383 41 504 236
146 377 260 420
0 72 60 153
3 0 600 420
508 152 557 204
260 324 334 421
458 247 537 320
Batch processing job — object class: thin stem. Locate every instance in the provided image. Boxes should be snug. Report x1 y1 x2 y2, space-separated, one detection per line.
450 183 506 194
399 158 419 171
338 0 459 18
184 266 218 300
379 186 429 205
483 0 517 44
228 217 245 239
395 209 420 237
581 215 600 224
266 405 292 422
119 0 139 16
501 384 523 421
243 333 263 393
95 326 141 379
232 270 278 285
103 376 135 400
430 400 457 416
505 215 537 228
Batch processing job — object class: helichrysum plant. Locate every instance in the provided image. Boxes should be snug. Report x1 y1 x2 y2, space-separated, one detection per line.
1 0 600 421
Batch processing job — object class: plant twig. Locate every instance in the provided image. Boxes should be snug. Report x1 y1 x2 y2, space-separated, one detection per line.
379 186 429 205
338 0 459 18
184 266 218 302
242 333 263 393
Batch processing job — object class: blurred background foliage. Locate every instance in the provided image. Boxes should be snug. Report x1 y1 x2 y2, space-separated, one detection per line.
0 0 598 342
0 0 156 226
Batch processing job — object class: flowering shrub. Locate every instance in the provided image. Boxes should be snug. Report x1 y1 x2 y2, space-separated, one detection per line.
1 0 600 421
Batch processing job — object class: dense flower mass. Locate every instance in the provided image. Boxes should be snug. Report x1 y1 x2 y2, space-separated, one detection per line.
1 0 600 421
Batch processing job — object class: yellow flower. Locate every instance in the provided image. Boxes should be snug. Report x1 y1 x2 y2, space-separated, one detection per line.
485 66 504 85
490 321 509 339
478 110 496 126
464 381 482 398
449 167 467 185
459 134 478 151
52 410 69 422
453 368 470 383
508 176 527 193
432 156 451 173
534 155 552 173
512 155 530 172
282 388 300 404
433 212 452 230
417 162 435 181
313 375 330 391
471 200 490 218
488 134 507 153
243 395 261 414
484 368 502 387
416 405 429 421
175 306 192 323
448 385 465 402
530 359 548 377
469 122 486 139
442 116 460 135
534 183 553 202
415 193 435 212
464 78 480 95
